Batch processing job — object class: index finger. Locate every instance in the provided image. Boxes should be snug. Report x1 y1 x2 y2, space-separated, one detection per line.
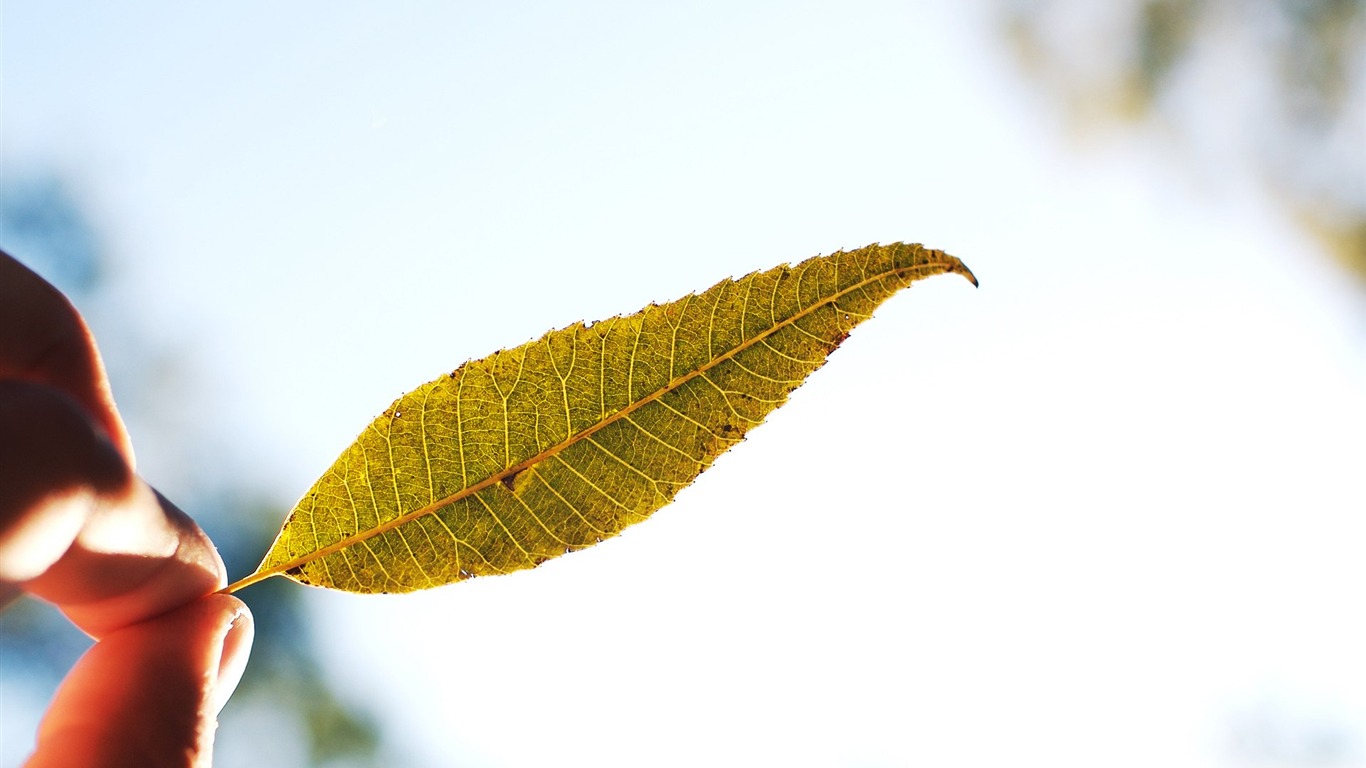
0 253 224 636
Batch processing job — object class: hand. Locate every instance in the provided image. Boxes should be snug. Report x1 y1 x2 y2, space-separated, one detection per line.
1 251 252 768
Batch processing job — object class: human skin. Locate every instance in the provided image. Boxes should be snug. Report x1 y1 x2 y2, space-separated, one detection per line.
0 250 252 768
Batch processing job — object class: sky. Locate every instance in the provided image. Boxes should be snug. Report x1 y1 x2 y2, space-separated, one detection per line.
2 2 1363 767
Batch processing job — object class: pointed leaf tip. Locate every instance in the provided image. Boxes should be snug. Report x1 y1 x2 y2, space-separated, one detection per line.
240 242 974 594
935 251 978 288
957 261 979 288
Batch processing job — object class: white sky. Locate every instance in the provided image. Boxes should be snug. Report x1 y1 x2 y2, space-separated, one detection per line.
3 2 1363 767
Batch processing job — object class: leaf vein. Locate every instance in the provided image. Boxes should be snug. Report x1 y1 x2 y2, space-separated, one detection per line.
584 434 677 487
549 453 633 512
622 412 705 464
473 491 535 566
529 470 611 539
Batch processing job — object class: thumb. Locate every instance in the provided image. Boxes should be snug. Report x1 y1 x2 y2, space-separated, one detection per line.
26 594 254 768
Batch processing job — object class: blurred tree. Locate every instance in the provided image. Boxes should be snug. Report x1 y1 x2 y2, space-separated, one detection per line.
0 173 385 767
994 0 1365 282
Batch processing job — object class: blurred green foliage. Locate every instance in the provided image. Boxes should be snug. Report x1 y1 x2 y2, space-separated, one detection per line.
997 0 1365 282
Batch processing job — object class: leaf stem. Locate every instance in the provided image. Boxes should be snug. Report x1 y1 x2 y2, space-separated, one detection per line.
222 569 276 595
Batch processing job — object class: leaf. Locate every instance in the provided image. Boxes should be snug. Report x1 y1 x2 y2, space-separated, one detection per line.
227 243 975 594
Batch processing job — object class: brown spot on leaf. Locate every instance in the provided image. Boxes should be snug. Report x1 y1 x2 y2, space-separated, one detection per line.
501 468 525 492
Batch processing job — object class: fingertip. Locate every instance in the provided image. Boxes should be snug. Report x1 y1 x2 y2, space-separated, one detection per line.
31 483 228 638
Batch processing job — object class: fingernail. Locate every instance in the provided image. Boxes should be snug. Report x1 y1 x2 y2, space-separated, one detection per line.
213 607 254 716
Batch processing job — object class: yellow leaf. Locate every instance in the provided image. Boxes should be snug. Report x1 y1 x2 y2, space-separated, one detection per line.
228 243 975 594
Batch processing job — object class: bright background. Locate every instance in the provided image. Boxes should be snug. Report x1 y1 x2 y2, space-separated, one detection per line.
2 3 1362 767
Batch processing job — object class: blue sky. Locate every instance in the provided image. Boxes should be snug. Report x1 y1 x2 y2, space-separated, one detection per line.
3 3 1363 766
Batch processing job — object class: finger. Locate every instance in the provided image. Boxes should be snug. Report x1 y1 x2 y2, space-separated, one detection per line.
0 382 224 638
26 593 254 768
0 250 132 462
